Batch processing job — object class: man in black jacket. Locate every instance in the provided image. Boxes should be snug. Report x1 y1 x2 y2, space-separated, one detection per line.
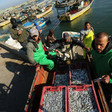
47 33 89 53
10 18 29 49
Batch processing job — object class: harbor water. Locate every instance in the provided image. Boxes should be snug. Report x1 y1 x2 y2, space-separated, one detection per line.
0 0 112 38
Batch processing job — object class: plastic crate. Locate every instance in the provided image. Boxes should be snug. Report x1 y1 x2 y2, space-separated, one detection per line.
52 70 69 86
69 62 92 85
38 86 67 112
68 84 101 112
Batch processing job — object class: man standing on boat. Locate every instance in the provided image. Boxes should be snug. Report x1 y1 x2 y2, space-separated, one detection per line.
46 30 57 47
26 28 55 70
10 18 29 50
91 32 112 103
80 21 94 59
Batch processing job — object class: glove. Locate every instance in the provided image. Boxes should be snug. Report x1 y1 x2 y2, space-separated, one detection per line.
47 54 54 59
45 51 49 55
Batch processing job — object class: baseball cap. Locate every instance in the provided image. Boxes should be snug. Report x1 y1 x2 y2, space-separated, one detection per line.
30 27 39 37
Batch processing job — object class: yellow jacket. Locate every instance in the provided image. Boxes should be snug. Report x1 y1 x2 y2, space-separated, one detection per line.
83 30 94 59
83 30 94 49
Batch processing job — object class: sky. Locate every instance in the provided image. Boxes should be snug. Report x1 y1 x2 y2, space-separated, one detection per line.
0 0 30 10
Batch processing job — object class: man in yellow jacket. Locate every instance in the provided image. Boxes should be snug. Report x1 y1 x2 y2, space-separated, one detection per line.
80 21 94 59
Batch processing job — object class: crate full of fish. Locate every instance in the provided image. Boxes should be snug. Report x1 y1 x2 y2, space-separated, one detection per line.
38 86 67 112
68 85 101 112
52 71 69 86
69 62 91 85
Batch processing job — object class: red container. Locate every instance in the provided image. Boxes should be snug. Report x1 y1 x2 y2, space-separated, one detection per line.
69 62 92 85
68 84 101 112
38 86 67 112
52 70 69 86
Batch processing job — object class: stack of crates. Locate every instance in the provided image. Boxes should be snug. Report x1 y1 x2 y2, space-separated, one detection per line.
68 62 101 112
38 61 101 112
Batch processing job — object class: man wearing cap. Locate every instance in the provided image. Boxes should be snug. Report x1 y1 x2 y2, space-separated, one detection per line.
10 18 29 49
26 28 55 70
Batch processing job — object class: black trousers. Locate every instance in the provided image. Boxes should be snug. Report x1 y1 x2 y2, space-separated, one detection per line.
101 82 112 102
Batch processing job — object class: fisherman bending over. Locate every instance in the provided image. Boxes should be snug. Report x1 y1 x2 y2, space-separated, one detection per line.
47 33 89 55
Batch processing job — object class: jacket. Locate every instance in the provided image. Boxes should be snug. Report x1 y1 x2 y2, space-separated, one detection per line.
26 39 46 64
10 25 29 43
83 30 94 49
91 40 112 83
47 38 86 51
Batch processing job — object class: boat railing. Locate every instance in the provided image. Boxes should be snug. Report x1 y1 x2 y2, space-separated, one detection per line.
87 54 110 112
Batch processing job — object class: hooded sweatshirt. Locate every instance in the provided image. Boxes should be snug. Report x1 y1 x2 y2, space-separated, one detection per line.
26 38 45 64
91 40 112 83
26 38 55 70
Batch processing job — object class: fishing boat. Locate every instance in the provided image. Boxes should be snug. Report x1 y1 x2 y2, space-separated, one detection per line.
0 13 20 27
23 31 110 111
16 15 28 23
55 0 94 21
62 31 80 38
36 4 53 18
24 57 110 112
23 22 34 29
0 31 110 112
23 17 50 29
0 19 10 27
33 18 46 27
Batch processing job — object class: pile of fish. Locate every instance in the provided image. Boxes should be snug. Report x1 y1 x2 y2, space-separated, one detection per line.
39 64 99 112
54 73 69 86
42 90 65 112
71 69 89 84
69 87 98 112
54 68 89 86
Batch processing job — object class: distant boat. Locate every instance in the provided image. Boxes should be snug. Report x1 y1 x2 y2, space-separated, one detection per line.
16 11 30 24
0 19 10 27
23 17 50 29
62 31 80 39
55 0 94 21
36 4 53 18
16 15 28 23
0 14 20 27
23 22 34 29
